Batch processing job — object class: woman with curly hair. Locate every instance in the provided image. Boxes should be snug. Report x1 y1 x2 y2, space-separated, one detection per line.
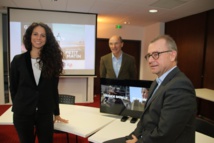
10 22 68 143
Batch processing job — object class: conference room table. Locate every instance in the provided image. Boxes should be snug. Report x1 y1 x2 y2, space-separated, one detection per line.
54 104 119 137
1 104 213 143
195 88 214 121
195 88 214 102
0 104 119 138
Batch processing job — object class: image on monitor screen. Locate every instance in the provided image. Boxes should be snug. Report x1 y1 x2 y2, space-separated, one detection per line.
100 78 152 119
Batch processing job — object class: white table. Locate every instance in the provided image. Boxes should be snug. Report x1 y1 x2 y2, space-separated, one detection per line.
88 118 214 143
2 105 213 143
54 104 119 137
196 132 214 143
0 104 118 138
195 88 214 102
0 106 13 125
88 118 136 143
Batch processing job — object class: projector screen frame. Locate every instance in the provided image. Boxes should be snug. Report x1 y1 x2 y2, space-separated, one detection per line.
8 7 97 76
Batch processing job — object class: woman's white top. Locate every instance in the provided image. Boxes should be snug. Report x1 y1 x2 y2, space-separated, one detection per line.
31 58 41 85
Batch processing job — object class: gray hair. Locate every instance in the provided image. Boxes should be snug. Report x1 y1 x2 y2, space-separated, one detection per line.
150 35 177 52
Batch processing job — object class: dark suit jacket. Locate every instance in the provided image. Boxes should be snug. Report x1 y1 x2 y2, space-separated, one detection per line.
9 51 60 115
100 52 137 79
128 67 197 143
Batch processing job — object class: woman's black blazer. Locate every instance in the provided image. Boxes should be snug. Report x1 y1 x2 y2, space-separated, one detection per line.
10 51 60 115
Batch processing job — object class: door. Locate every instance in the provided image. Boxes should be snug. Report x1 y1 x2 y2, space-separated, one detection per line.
94 38 141 95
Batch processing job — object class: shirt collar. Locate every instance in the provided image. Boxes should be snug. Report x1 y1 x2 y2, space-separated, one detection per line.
112 52 123 59
157 66 177 84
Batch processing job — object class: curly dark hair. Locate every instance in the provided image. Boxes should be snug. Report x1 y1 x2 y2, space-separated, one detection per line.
23 22 64 78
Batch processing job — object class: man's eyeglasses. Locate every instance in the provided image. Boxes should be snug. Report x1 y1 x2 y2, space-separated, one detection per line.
144 50 172 61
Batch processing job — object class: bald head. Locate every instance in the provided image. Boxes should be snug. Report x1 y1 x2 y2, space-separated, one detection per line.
109 35 123 43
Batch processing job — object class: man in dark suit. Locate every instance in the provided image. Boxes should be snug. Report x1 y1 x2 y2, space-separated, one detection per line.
104 35 197 143
100 35 137 79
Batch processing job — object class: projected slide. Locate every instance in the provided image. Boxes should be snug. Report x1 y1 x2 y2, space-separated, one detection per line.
9 8 97 75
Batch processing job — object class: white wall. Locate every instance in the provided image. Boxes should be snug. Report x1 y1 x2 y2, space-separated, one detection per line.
140 22 165 80
97 23 143 40
0 14 5 104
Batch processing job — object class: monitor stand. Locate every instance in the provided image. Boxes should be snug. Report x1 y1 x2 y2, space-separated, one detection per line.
120 116 128 122
130 117 138 123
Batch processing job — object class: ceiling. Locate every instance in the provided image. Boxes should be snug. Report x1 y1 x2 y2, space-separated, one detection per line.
0 0 214 27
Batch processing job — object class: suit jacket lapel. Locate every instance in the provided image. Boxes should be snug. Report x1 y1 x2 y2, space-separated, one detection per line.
145 81 158 108
25 52 40 87
118 53 127 77
144 67 180 110
108 54 117 78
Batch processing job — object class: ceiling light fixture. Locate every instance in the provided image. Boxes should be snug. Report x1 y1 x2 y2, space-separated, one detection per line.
149 9 158 13
124 21 130 24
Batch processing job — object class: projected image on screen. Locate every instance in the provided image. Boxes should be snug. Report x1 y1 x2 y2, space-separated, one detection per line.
9 8 97 75
17 22 93 70
53 24 86 69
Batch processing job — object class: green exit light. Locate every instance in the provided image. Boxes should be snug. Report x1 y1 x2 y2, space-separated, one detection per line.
116 25 122 29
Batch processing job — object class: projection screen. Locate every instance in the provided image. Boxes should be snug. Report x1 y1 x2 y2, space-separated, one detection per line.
8 8 97 76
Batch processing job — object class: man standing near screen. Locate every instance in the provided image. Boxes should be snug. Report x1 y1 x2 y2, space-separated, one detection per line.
104 35 197 143
100 35 137 80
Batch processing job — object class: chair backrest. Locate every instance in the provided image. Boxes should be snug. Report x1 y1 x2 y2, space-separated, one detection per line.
59 94 75 105
195 117 214 137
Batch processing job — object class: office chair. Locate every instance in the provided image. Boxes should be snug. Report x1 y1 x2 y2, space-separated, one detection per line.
195 117 214 138
54 94 77 143
59 94 75 105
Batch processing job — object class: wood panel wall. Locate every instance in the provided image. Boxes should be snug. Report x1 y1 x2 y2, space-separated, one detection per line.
165 12 206 88
165 9 214 122
203 9 214 89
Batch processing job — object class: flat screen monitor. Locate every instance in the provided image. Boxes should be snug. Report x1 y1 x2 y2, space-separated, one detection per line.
100 78 152 119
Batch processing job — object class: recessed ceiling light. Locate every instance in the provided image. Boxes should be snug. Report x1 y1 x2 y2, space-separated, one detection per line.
149 9 158 13
124 21 130 24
